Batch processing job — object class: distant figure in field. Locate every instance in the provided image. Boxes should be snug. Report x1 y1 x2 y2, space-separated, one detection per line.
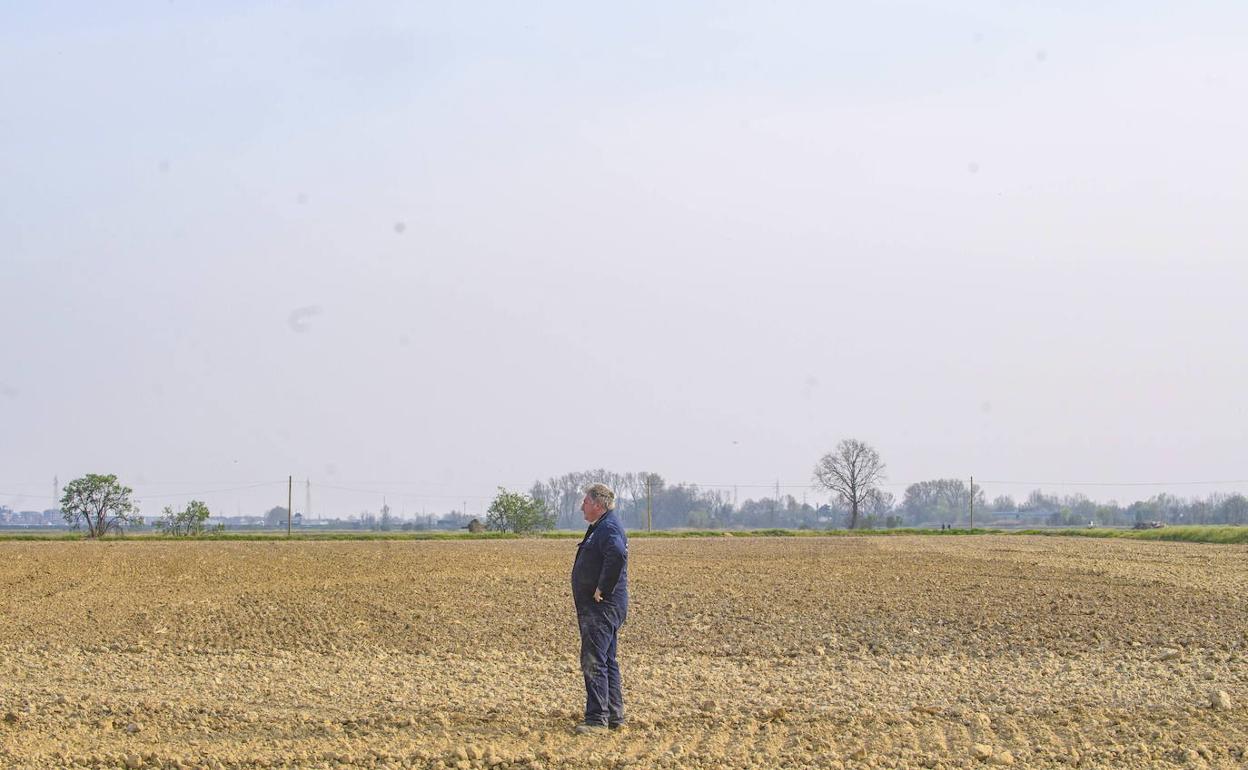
571 483 629 734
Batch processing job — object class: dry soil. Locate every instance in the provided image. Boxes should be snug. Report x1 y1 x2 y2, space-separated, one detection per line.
1 535 1245 769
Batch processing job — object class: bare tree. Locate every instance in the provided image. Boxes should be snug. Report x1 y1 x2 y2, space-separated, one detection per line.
813 439 886 529
865 489 896 526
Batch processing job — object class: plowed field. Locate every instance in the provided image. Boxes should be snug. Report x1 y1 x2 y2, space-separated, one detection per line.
1 536 1245 769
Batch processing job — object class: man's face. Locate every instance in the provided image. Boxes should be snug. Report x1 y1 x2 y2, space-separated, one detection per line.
581 494 606 524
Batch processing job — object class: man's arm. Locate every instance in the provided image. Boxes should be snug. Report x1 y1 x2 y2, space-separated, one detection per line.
595 527 627 600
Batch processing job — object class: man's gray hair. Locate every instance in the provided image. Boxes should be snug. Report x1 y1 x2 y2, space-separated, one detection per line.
585 483 616 511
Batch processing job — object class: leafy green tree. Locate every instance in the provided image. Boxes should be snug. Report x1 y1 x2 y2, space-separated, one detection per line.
264 506 289 528
901 479 985 525
60 474 142 538
486 487 554 533
155 500 211 536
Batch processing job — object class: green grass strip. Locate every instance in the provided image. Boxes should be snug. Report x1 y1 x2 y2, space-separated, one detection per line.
1016 525 1248 545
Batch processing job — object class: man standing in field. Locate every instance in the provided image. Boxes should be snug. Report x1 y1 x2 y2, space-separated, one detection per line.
571 483 629 734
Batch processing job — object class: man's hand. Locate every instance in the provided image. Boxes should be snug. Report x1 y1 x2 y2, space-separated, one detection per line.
593 588 603 602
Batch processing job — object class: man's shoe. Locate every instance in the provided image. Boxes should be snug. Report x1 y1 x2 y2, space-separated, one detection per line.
574 722 608 735
608 721 626 731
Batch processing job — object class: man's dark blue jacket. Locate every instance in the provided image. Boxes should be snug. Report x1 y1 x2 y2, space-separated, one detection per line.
571 510 628 610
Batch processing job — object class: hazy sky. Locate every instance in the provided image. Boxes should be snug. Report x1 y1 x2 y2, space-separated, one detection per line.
3 2 1246 518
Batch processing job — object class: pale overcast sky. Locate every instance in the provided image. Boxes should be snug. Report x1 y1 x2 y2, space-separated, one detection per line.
2 2 1246 518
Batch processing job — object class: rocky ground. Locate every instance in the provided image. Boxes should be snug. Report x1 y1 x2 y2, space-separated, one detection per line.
0 535 1245 769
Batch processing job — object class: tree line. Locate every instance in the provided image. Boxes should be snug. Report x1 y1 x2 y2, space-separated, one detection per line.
40 452 1248 538
523 438 1248 530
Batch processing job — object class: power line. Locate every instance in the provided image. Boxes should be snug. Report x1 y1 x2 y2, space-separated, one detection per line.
310 480 536 487
0 479 285 486
1 481 288 503
312 482 498 500
977 479 1248 487
0 490 58 500
133 481 287 500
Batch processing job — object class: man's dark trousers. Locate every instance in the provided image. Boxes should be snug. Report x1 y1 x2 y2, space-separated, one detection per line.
578 597 626 725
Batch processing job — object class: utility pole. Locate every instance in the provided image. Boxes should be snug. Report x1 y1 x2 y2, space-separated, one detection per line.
287 476 292 537
969 475 974 530
646 476 652 532
305 479 312 522
773 479 780 527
